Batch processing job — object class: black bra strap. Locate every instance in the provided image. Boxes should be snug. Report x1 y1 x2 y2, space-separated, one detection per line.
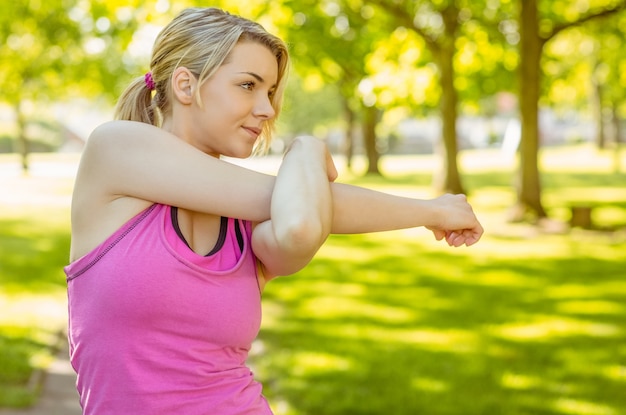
171 207 229 256
234 219 244 253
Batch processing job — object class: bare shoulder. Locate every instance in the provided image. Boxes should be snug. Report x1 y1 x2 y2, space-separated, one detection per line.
68 120 277 261
69 122 155 262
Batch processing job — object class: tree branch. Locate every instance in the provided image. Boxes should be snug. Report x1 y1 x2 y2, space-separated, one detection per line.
365 0 440 51
543 1 626 42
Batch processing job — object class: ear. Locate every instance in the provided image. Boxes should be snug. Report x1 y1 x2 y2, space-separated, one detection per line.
171 67 196 105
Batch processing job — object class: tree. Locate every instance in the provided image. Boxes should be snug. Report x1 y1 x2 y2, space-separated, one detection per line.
364 0 516 193
278 0 395 174
588 13 626 157
365 0 465 192
513 0 626 220
0 1 81 171
0 0 142 173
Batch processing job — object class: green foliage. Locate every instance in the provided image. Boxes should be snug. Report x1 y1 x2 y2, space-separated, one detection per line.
279 72 343 138
0 1 81 103
540 1 626 114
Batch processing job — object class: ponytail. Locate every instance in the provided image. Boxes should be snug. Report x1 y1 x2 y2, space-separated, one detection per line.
113 76 160 126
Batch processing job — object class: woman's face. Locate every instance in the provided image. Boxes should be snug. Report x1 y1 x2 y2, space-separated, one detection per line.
186 41 278 158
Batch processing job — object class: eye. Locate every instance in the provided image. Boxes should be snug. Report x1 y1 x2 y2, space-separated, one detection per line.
241 81 255 91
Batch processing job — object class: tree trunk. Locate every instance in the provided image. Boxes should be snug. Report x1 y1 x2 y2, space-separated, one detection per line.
362 104 381 175
513 0 547 221
342 96 356 170
592 62 606 149
613 104 622 174
15 101 29 175
434 43 464 194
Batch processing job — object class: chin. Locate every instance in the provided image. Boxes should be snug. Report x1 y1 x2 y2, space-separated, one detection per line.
225 147 254 159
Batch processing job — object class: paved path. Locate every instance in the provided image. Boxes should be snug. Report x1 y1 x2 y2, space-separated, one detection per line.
0 344 82 415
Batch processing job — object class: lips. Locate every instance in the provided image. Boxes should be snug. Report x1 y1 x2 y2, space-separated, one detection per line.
243 126 261 138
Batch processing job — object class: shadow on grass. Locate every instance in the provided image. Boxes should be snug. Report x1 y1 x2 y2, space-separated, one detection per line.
254 234 626 415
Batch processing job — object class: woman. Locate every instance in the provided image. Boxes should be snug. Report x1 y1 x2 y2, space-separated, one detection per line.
65 7 483 415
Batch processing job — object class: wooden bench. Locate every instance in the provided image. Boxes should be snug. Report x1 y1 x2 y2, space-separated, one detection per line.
569 205 594 229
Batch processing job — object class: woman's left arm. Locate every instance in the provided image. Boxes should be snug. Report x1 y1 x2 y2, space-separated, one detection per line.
251 136 335 279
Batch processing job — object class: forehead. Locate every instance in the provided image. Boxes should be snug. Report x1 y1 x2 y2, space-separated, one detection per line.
223 42 278 80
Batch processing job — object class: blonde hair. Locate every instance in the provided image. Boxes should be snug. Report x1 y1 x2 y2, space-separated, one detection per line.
114 7 289 154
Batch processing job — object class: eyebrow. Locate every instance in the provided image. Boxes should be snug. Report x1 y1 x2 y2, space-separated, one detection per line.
238 71 277 88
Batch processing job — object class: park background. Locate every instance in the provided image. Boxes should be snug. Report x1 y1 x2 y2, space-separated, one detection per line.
1 0 625 414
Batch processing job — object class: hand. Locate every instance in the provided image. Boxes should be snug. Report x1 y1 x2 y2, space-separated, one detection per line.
287 136 337 182
324 146 338 183
426 194 484 247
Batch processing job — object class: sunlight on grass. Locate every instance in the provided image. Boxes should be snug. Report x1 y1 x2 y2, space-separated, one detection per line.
501 372 543 390
556 300 626 316
550 397 619 415
545 282 626 299
411 377 449 393
539 144 625 173
297 296 418 323
547 187 626 204
289 351 353 376
309 243 381 263
601 365 626 382
0 293 67 329
470 269 541 287
330 325 479 353
491 316 621 341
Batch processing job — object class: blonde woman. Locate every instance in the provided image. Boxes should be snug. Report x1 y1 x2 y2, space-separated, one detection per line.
65 7 483 414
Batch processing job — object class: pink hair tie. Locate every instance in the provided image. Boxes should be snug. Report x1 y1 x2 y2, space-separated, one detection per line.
144 72 156 91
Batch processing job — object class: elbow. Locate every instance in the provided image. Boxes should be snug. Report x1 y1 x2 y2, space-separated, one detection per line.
252 217 329 277
275 218 328 256
267 222 323 276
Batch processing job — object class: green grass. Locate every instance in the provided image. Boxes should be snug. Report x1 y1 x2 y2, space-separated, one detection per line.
251 145 626 415
255 231 626 415
0 154 73 408
0 146 625 413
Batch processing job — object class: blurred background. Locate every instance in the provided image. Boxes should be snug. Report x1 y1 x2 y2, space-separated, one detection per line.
0 1 625 414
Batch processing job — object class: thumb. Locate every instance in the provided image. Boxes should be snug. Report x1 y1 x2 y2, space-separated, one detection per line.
430 228 446 241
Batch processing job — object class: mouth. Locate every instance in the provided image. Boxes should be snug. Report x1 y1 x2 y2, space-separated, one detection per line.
242 126 262 138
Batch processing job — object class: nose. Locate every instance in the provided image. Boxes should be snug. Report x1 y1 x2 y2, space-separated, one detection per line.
253 93 276 120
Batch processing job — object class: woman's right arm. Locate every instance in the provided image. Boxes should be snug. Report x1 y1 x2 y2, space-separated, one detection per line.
77 120 276 222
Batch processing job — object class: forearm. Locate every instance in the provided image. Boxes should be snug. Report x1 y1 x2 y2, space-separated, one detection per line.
329 183 483 246
329 183 436 234
270 138 333 250
251 137 333 276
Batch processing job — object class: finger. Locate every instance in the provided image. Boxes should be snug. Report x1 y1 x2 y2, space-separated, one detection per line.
463 227 483 246
445 231 459 246
326 152 338 182
450 231 470 247
452 234 466 247
431 229 446 241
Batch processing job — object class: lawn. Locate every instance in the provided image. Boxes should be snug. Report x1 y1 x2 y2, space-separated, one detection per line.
0 146 625 413
0 153 75 407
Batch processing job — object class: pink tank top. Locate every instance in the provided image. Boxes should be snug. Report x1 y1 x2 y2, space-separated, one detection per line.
64 204 272 415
